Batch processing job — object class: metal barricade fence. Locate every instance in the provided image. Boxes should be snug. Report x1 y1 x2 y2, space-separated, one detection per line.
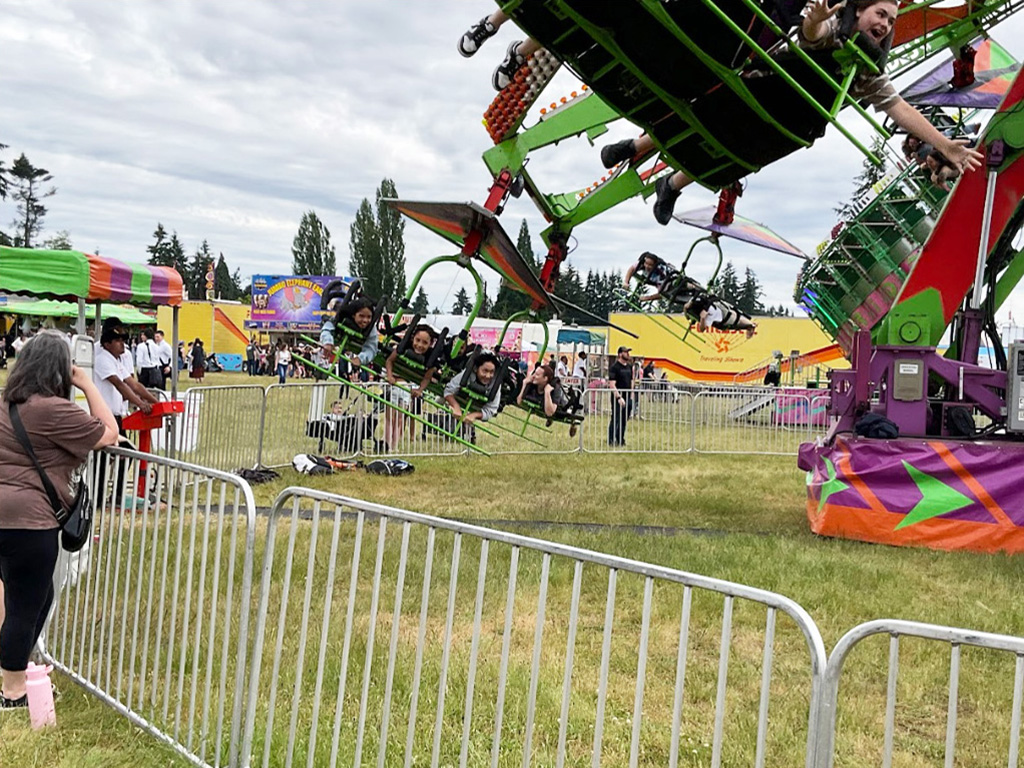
692 387 813 455
259 382 366 468
176 385 266 471
816 620 1024 768
43 446 258 768
359 382 473 459
581 385 695 454
241 487 828 768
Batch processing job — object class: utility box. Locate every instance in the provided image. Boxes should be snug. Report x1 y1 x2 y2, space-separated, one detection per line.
1007 342 1024 432
892 358 924 402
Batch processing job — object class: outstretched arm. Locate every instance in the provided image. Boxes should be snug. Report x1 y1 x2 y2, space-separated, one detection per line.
623 262 637 289
885 100 984 173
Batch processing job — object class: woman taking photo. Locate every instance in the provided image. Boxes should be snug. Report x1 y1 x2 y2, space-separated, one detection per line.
0 331 118 708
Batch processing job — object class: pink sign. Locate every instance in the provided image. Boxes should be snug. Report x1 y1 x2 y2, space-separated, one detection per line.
469 327 522 351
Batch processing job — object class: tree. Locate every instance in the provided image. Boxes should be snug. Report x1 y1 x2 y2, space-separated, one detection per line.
187 240 215 299
348 178 407 301
42 230 72 250
411 286 430 314
737 267 765 316
493 219 539 319
834 134 889 220
8 153 56 247
452 287 472 315
375 178 406 300
214 253 240 300
291 210 336 275
147 224 188 278
712 261 741 307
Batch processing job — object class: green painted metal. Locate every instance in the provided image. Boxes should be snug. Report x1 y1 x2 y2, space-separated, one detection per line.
393 254 485 359
682 234 724 286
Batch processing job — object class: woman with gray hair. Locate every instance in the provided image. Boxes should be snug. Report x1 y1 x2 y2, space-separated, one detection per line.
0 330 118 709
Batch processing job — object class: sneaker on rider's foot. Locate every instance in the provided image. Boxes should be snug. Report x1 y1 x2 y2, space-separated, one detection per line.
458 16 498 57
653 175 681 225
492 41 525 91
600 139 636 168
0 692 27 710
745 325 757 339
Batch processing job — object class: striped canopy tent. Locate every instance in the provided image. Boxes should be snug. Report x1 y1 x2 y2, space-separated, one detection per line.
0 298 154 324
0 246 184 306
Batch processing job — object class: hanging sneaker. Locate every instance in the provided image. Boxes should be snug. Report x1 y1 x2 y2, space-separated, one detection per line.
458 16 498 58
653 175 681 225
492 41 525 91
600 139 636 168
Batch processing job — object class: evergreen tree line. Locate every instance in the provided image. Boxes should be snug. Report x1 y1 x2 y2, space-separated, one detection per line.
146 225 246 301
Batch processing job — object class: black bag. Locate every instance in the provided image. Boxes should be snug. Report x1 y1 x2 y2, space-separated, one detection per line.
854 412 899 440
366 458 415 476
9 402 93 552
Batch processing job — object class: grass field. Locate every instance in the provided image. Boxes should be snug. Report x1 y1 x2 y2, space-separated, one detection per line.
2 372 1024 767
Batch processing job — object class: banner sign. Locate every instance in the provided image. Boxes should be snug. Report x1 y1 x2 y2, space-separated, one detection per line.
469 326 522 351
246 275 353 330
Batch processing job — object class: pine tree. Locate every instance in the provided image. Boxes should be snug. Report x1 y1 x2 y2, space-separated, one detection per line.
8 153 56 247
167 232 188 278
493 219 539 319
188 240 215 299
738 267 765 315
411 287 430 314
214 253 239 300
452 287 472 315
835 134 889 219
147 224 174 266
712 261 741 306
480 281 493 318
291 210 336 275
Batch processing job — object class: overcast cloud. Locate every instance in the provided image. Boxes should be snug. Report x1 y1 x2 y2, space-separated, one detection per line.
3 1 1024 323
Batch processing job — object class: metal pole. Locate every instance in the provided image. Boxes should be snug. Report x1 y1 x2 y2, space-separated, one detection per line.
970 169 999 309
76 298 87 336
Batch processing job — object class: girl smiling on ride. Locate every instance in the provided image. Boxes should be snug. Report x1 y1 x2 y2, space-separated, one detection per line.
443 350 502 426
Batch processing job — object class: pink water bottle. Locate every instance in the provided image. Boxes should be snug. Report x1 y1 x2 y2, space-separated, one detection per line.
25 662 56 729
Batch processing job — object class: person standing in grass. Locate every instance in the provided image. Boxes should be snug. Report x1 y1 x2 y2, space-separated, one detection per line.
608 346 634 446
0 331 119 709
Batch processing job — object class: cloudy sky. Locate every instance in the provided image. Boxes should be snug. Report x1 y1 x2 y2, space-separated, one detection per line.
3 1 1024 325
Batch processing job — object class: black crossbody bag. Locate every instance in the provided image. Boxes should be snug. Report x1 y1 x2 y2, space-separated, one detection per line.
9 402 93 552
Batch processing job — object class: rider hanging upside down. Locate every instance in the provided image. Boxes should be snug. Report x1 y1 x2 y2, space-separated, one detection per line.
597 0 984 225
684 293 757 339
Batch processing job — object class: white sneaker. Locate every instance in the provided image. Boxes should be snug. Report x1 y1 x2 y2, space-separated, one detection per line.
458 17 498 58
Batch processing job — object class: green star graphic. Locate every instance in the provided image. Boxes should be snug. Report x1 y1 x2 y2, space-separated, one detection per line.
895 461 973 530
817 457 848 511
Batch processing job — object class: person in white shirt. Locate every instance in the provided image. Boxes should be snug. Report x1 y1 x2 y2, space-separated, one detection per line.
153 329 173 390
135 329 161 389
10 334 26 357
555 355 569 379
93 317 160 502
572 351 588 380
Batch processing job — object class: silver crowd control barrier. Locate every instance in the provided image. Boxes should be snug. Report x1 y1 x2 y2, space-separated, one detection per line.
692 387 818 456
580 386 694 453
43 446 258 768
817 620 1024 768
242 488 828 768
176 385 266 471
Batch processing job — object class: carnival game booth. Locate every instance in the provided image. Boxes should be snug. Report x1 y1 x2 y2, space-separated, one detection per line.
0 245 186 447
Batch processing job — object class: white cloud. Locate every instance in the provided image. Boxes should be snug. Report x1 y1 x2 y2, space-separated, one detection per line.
2 0 1023 321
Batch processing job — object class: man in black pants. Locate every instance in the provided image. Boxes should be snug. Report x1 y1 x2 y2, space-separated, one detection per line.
608 346 634 446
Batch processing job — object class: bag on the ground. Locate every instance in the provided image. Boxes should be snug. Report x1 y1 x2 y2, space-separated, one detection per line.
292 453 335 476
365 458 415 476
234 467 281 484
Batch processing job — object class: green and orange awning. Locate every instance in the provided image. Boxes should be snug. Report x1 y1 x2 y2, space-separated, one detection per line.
0 246 184 306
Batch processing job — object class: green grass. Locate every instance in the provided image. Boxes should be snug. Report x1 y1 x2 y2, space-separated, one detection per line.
3 372 1024 767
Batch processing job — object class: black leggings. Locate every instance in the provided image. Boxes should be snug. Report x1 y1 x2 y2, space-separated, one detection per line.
0 528 59 672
